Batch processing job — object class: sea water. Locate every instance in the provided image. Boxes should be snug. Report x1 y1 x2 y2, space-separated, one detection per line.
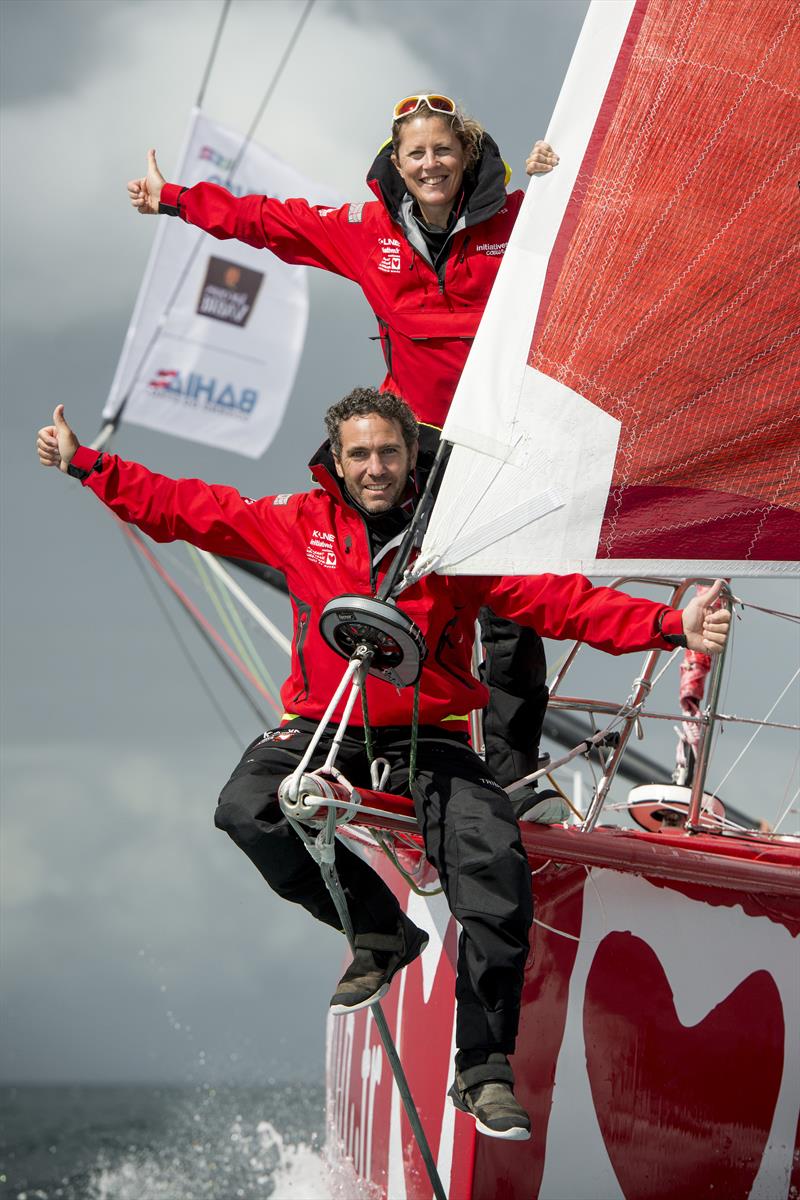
0 1083 335 1199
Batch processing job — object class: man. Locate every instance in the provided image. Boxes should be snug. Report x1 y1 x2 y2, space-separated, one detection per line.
36 390 730 1141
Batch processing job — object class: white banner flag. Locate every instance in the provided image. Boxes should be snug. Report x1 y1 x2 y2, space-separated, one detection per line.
103 108 342 458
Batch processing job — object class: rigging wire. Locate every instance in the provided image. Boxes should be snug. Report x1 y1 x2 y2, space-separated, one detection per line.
732 600 800 624
188 545 271 690
196 0 232 110
118 519 280 720
225 0 316 184
773 784 800 836
207 562 283 697
122 527 247 747
771 744 800 834
710 665 800 797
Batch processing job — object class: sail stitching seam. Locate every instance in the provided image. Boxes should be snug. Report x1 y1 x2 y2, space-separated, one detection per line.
539 0 702 361
744 444 800 560
560 7 795 383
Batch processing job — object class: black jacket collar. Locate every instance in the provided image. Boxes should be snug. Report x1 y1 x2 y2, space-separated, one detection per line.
366 132 509 230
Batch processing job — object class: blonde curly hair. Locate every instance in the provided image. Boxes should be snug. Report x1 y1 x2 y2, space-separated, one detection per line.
391 99 485 173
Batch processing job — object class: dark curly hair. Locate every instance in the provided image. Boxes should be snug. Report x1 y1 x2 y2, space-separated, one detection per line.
324 387 419 458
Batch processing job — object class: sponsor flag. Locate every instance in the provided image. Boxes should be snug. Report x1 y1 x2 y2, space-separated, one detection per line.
103 108 342 458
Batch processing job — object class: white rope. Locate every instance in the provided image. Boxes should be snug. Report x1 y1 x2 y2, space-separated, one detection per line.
530 859 553 877
197 551 291 655
532 916 582 942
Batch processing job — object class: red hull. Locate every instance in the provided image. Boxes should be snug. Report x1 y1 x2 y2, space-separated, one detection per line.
326 819 800 1199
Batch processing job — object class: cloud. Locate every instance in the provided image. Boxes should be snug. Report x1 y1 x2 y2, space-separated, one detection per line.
1 0 439 335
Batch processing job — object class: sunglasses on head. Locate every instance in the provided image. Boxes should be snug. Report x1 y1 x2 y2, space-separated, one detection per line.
392 94 461 122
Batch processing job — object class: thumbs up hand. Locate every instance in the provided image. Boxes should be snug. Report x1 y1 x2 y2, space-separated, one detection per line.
681 579 731 654
127 148 166 214
36 404 80 473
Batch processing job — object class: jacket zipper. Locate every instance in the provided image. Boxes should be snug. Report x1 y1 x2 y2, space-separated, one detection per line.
436 230 468 293
291 599 311 702
362 516 378 591
376 317 392 375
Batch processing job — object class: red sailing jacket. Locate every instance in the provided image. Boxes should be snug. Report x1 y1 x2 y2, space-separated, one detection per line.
69 444 685 729
160 134 522 427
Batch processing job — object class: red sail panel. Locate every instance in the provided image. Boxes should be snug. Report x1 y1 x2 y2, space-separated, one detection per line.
531 0 800 563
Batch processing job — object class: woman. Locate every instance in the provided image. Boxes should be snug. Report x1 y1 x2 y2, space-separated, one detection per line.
128 94 559 806
129 93 557 427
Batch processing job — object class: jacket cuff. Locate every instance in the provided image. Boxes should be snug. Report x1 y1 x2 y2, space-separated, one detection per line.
67 445 104 483
658 607 687 647
159 182 185 216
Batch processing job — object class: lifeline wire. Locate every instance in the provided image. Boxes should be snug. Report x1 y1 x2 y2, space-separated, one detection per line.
711 665 800 795
773 785 800 835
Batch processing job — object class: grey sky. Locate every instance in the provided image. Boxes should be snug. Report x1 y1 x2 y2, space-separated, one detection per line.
1 0 797 1086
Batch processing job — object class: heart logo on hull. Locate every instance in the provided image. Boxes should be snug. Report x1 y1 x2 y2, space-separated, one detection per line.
583 932 784 1200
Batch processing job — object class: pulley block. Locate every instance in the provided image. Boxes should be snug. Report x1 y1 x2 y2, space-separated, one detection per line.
319 594 427 688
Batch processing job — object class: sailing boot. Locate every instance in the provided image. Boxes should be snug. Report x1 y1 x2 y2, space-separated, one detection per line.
449 1052 531 1141
329 914 428 1015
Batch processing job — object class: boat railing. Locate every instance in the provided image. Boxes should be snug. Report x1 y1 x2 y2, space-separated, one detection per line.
546 576 728 834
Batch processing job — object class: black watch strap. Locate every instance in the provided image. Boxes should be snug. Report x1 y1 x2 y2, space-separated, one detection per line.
158 186 187 217
67 453 104 482
657 610 687 648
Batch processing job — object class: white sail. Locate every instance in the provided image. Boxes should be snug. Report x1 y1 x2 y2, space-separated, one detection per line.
420 0 799 579
103 108 342 459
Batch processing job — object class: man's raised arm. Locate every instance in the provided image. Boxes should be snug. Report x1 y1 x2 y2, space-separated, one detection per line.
35 406 294 569
488 572 731 658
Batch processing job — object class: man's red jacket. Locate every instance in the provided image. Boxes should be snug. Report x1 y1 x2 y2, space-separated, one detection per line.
160 135 522 428
69 445 685 729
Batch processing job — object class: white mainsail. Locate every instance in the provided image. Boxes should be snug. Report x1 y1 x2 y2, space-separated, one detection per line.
103 108 342 459
419 0 799 580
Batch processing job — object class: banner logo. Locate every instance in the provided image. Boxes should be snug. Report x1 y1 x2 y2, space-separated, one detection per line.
148 369 258 419
197 256 264 327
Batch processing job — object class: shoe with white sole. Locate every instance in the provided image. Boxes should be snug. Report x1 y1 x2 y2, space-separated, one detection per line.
449 1052 531 1140
329 915 428 1015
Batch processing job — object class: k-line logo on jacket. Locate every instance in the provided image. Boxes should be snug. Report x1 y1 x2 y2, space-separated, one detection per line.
305 529 338 568
377 237 402 273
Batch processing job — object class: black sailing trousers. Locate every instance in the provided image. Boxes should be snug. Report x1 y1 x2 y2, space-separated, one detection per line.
215 719 533 1054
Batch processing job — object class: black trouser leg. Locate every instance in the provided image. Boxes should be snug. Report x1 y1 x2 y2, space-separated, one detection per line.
215 727 403 937
479 609 549 789
379 731 533 1055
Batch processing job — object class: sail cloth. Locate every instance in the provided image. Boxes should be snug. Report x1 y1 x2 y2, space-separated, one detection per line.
103 109 342 458
419 0 799 579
